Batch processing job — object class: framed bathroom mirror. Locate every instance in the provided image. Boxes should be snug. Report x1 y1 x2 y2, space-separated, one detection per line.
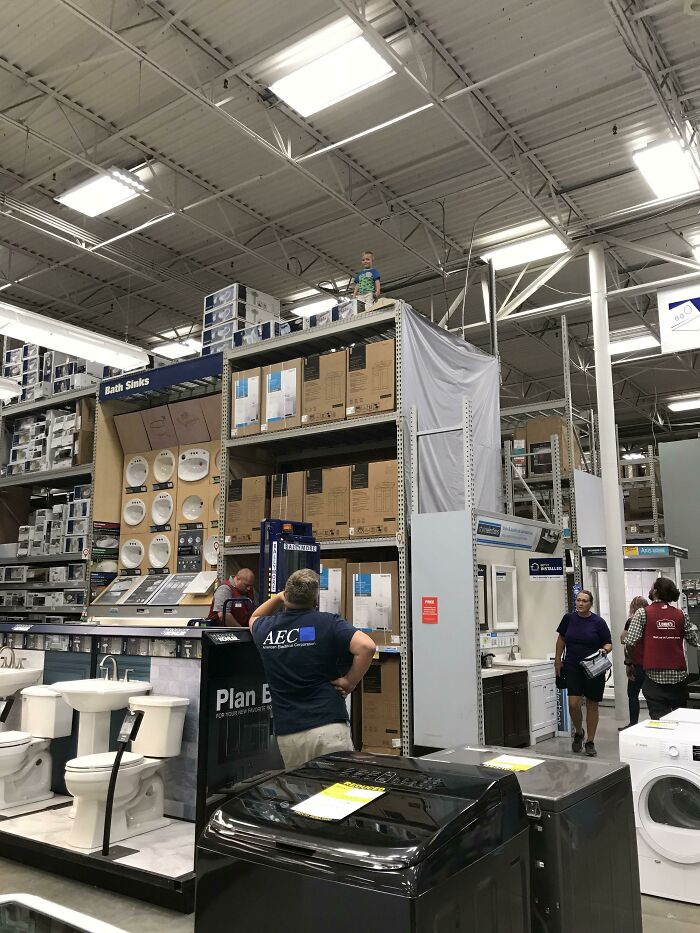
491 564 518 631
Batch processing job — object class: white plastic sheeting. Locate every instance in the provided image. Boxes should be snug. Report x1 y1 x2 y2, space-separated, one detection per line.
401 307 502 513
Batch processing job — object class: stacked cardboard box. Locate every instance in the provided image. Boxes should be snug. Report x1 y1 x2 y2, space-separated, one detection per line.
302 350 347 425
5 401 94 476
526 415 583 476
361 655 401 755
346 339 395 419
345 560 400 649
349 460 397 538
224 476 269 546
319 558 346 616
201 283 282 356
262 358 303 433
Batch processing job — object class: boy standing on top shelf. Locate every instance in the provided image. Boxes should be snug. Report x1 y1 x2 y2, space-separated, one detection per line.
352 250 381 304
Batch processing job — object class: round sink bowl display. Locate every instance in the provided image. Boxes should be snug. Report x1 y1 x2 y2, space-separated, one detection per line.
153 449 175 483
120 538 145 569
122 498 146 527
178 448 210 482
203 535 218 566
182 495 205 522
151 492 174 526
149 534 171 569
125 456 148 488
51 678 151 713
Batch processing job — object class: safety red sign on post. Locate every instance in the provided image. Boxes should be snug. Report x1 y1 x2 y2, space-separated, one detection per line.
421 596 438 624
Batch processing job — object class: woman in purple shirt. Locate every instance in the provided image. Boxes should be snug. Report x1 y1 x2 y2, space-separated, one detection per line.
554 590 612 757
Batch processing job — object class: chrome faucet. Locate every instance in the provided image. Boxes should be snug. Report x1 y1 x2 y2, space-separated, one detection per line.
508 644 520 661
0 646 17 669
99 655 119 682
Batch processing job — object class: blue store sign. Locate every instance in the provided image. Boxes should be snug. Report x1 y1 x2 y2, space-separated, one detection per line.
529 557 564 582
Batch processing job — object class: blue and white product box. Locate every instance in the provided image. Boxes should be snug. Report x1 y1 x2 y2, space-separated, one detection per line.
306 307 340 329
22 343 40 360
278 317 305 337
65 518 89 537
233 321 278 347
201 339 231 357
22 356 41 375
202 321 241 347
3 363 22 378
4 348 22 365
203 283 281 318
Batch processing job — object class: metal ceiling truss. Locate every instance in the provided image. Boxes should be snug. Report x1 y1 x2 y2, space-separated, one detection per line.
335 0 576 245
56 0 445 277
0 238 194 341
605 0 700 178
0 59 351 297
139 0 464 262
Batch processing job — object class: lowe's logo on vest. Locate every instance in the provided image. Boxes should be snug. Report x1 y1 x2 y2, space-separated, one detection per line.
263 627 316 648
657 620 676 629
216 683 271 716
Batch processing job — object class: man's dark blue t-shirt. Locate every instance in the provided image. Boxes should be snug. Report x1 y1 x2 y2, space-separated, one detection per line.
251 609 355 736
557 611 612 670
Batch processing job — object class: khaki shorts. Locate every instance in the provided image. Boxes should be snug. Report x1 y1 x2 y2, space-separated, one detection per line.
276 722 354 770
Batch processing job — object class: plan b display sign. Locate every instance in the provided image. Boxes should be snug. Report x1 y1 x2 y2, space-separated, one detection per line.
658 281 700 354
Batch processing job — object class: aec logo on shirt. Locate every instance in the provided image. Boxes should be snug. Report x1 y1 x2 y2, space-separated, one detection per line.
263 626 316 647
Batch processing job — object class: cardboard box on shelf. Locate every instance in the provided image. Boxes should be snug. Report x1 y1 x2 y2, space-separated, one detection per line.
526 416 583 476
346 339 395 419
361 655 401 752
200 393 222 440
345 560 400 647
512 427 527 479
319 558 346 617
302 349 347 425
262 359 302 433
231 367 262 438
303 466 350 540
114 412 150 453
225 475 269 545
142 405 179 450
169 399 211 445
270 471 304 522
350 460 397 538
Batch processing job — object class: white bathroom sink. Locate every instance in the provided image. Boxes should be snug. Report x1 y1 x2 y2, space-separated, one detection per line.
0 667 42 697
52 678 151 712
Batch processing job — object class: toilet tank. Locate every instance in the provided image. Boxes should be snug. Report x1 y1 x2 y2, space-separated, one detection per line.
21 685 73 738
129 695 189 758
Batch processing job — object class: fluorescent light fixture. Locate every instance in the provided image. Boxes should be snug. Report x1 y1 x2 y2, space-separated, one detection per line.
155 338 201 360
632 140 700 200
478 219 550 249
286 287 321 302
692 244 700 263
270 36 394 117
293 298 336 318
0 376 21 401
0 300 149 371
56 167 149 217
480 233 568 270
609 333 660 355
622 450 645 461
668 394 700 412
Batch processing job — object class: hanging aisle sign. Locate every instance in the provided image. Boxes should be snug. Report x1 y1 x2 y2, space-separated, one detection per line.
475 513 560 553
657 281 700 354
528 557 564 582
99 353 222 400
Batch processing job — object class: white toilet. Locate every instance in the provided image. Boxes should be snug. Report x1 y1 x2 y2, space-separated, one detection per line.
64 695 189 850
0 685 73 811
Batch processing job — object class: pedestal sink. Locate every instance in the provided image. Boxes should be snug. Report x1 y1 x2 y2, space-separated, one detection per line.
51 679 151 756
0 668 42 732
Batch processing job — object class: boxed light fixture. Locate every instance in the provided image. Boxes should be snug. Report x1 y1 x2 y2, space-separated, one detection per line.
155 338 201 360
270 35 394 117
0 300 149 371
609 328 660 356
56 167 148 217
667 394 700 412
633 140 700 200
480 232 568 270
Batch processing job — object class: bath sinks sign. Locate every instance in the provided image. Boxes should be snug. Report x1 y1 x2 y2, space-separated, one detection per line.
658 281 700 354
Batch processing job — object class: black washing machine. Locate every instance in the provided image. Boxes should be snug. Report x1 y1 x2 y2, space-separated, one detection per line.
196 751 530 933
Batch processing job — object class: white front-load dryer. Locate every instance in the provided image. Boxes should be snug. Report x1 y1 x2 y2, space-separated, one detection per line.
620 720 700 904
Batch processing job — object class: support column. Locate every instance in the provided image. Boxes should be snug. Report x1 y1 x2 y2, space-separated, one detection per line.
588 243 628 722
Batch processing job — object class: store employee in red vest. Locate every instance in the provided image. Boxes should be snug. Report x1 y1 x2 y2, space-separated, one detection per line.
625 577 698 720
210 568 256 627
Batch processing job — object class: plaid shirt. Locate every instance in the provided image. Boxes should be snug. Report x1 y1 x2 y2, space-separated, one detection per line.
625 604 698 684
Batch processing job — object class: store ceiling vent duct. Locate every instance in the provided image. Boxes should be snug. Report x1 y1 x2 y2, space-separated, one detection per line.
0 300 149 371
480 233 568 270
633 140 700 200
56 167 148 217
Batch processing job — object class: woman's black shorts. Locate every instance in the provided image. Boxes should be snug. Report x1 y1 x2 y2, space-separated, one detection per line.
563 665 606 702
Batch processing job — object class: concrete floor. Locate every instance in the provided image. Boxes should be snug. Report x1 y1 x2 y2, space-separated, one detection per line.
0 708 699 932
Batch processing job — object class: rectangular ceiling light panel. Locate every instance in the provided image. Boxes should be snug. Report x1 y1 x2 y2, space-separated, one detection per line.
56 168 148 217
668 395 700 412
608 333 660 355
480 233 568 271
270 36 394 117
633 140 700 200
156 339 202 360
0 300 149 371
